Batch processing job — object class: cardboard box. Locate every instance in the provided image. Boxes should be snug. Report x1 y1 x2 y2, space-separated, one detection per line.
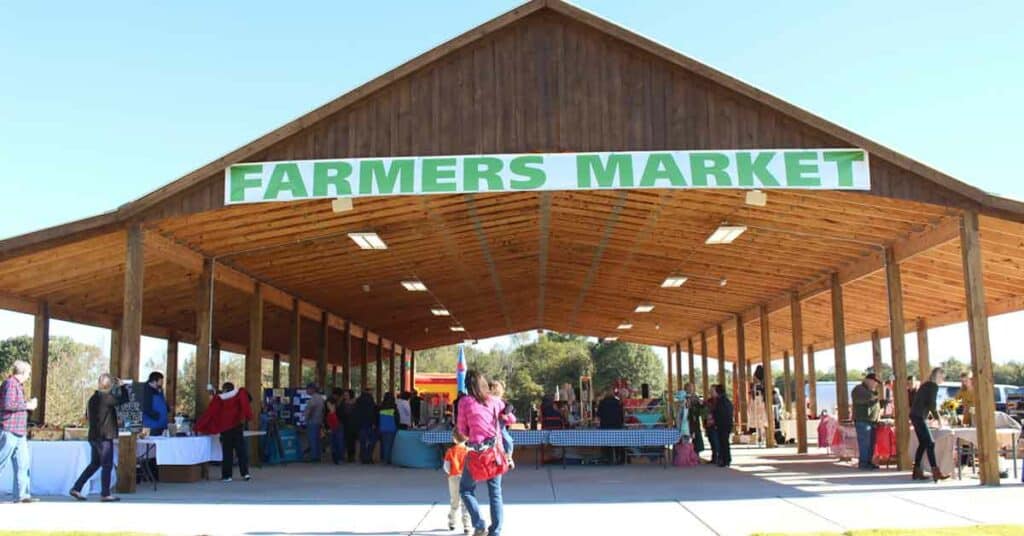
159 464 203 483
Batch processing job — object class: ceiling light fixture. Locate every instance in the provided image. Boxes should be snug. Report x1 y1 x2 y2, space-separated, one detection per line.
450 325 466 332
331 198 354 213
348 232 387 250
705 224 747 245
604 336 618 342
655 323 661 330
401 280 427 292
430 307 450 317
617 323 633 330
745 190 767 207
719 277 728 287
661 275 688 288
634 303 655 313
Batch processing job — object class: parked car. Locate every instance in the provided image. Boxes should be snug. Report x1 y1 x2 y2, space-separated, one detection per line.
1006 387 1024 423
935 382 1019 413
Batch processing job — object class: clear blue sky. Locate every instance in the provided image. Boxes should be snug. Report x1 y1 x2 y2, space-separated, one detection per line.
1 1 1023 376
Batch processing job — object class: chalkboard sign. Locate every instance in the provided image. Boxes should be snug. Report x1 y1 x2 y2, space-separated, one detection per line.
116 381 146 432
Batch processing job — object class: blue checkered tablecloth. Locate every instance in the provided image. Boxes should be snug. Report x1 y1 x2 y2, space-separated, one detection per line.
420 429 550 446
547 429 681 447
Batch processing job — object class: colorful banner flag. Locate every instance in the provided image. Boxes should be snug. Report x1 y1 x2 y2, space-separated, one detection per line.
456 344 467 394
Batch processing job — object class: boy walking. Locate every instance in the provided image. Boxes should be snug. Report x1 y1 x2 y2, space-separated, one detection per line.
443 431 472 535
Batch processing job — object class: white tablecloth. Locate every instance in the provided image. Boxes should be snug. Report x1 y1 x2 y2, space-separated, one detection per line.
906 427 1017 475
139 436 222 465
0 441 116 497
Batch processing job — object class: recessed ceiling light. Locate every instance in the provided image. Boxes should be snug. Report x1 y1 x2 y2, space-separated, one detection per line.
331 198 354 213
719 278 728 287
655 323 661 330
604 336 618 342
634 303 655 313
617 323 633 330
745 190 767 207
348 232 387 250
430 307 450 317
450 325 466 332
661 276 688 288
705 224 747 245
401 280 427 291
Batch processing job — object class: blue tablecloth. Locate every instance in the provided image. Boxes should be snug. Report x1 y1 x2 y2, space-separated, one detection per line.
391 430 441 469
420 429 549 446
547 429 681 447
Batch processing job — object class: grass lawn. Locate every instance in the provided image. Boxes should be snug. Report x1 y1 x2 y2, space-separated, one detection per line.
755 526 1024 536
0 533 156 536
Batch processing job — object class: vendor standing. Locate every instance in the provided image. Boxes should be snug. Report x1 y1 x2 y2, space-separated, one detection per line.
597 389 625 464
955 372 974 426
851 373 881 470
70 373 129 501
142 371 169 436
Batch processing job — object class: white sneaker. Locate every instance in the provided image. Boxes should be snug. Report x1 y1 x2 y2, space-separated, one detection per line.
243 474 252 481
221 477 233 482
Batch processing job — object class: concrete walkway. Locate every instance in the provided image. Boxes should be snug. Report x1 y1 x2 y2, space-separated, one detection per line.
2 446 1021 536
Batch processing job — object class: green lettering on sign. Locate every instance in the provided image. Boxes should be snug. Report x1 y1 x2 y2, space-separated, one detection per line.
823 150 865 187
422 158 457 192
463 157 504 192
639 153 686 187
509 156 546 190
264 163 308 200
576 154 634 188
312 161 353 196
736 152 779 187
230 164 264 202
689 153 732 186
784 152 821 187
359 159 414 194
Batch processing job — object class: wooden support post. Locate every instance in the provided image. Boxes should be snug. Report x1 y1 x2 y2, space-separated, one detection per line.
884 247 912 471
700 331 709 398
194 258 213 416
916 317 930 379
675 342 683 392
289 298 302 389
210 343 221 387
871 330 883 382
399 344 408 392
960 211 999 485
410 350 416 390
342 321 352 390
272 353 281 389
831 273 850 420
317 312 329 389
666 345 674 422
165 334 178 416
375 340 384 402
782 350 792 412
361 334 369 391
120 224 144 381
388 343 396 396
30 301 49 424
735 315 747 432
246 284 264 454
687 338 695 387
109 325 121 376
331 365 338 389
732 365 739 424
716 324 726 386
760 305 777 448
807 344 817 417
116 434 137 494
791 293 808 454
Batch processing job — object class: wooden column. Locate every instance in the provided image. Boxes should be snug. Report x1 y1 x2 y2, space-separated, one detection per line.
410 350 416 390
388 343 396 396
807 344 817 417
831 273 850 420
760 305 777 448
791 293 808 454
716 324 726 386
732 365 739 424
120 224 145 381
194 258 213 415
675 342 683 391
116 434 137 494
782 350 792 412
735 315 747 432
360 334 369 391
687 338 695 387
272 353 281 388
871 330 883 382
666 345 674 399
331 365 338 389
700 331 709 398
165 334 178 416
960 211 999 485
884 247 912 471
30 301 49 424
289 298 302 388
246 284 264 434
916 317 931 379
342 321 352 390
399 344 408 392
210 343 221 387
375 340 384 402
109 325 121 376
317 312 329 389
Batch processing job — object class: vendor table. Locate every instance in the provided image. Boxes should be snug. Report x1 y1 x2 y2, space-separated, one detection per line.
391 430 442 469
0 440 117 497
548 429 681 468
421 429 550 468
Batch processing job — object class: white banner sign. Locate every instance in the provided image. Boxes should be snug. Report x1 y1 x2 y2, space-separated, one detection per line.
225 149 870 204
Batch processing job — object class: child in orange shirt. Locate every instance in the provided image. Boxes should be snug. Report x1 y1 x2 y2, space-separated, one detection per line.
443 431 472 535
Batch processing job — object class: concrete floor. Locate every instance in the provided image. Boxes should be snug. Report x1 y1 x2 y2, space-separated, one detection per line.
2 445 1022 536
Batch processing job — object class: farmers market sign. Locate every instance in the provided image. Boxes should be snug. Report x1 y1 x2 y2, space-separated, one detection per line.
225 149 869 204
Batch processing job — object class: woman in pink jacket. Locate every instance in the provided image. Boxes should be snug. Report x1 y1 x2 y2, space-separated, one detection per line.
457 370 513 536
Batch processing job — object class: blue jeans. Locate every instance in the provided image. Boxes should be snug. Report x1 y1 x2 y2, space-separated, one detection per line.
358 427 376 463
460 468 503 536
379 431 396 464
329 428 345 464
501 426 514 458
855 421 876 468
306 423 322 462
0 430 30 500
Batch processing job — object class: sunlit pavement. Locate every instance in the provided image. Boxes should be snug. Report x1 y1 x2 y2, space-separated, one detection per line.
2 445 1021 536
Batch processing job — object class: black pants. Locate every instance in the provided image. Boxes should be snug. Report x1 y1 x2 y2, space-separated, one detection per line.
910 415 938 470
344 426 358 462
716 426 733 466
72 439 114 497
220 425 250 479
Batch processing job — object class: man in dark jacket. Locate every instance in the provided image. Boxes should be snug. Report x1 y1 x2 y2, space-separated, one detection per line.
597 390 626 464
712 384 734 467
70 373 129 501
342 389 358 462
353 389 378 463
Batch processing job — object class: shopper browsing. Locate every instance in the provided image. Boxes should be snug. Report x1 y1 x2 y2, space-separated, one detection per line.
444 430 473 535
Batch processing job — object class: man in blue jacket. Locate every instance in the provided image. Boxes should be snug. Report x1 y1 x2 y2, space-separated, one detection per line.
142 372 169 436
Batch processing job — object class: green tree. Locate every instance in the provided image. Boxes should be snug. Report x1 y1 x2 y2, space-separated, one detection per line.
591 341 664 395
0 335 32 375
43 336 105 426
941 356 969 381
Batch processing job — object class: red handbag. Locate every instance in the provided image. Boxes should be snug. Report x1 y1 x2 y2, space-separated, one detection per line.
466 404 511 482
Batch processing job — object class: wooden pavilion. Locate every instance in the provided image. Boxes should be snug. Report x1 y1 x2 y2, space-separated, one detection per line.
2 0 1022 485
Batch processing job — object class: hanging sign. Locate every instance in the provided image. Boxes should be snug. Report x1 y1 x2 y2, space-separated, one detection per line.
225 148 869 204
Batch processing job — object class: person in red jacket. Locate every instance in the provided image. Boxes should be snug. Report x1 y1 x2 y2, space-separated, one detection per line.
196 382 253 482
